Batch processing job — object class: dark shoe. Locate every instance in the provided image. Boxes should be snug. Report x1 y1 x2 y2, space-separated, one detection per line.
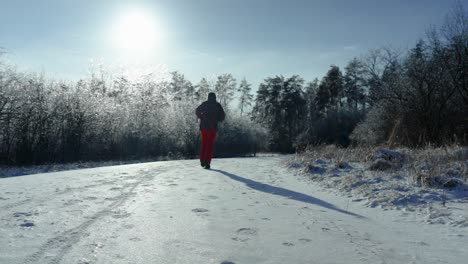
200 161 206 167
204 164 210 169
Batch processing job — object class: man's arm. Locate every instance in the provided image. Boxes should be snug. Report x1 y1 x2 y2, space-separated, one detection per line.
218 103 225 122
195 104 203 119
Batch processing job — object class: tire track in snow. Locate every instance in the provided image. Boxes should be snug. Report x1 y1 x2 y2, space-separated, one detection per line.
22 166 171 264
0 177 121 213
0 198 34 211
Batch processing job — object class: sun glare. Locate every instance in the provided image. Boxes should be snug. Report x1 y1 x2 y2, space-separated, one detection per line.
112 9 161 56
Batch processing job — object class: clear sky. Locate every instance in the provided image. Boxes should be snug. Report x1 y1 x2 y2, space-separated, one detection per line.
0 0 456 87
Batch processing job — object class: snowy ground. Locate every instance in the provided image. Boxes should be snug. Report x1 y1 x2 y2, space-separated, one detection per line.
0 159 170 178
0 156 467 264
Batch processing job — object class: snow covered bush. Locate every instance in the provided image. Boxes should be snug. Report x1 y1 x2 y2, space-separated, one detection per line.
349 103 397 146
216 114 266 157
289 145 467 225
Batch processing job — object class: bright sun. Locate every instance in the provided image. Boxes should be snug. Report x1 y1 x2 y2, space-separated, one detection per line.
112 9 161 55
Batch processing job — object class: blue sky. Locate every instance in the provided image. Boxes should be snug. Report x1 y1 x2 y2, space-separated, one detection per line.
0 0 456 87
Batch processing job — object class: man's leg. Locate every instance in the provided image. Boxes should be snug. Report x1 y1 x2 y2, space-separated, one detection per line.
205 130 217 167
199 130 207 167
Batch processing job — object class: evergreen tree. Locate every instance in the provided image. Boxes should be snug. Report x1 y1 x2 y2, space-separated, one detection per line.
315 79 331 115
344 58 366 111
326 65 344 109
281 75 306 149
315 65 343 114
237 77 254 118
252 75 305 152
304 78 319 123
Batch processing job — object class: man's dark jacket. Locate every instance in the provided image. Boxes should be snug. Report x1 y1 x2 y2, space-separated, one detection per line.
196 98 225 131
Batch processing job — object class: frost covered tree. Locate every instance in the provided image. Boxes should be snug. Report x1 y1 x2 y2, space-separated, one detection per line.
0 56 263 165
214 73 237 108
237 77 253 118
195 77 211 102
169 71 194 101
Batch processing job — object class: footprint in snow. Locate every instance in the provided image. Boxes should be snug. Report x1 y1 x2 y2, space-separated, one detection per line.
78 258 92 264
231 237 249 242
411 241 430 246
192 208 209 213
91 243 105 249
14 212 35 217
122 224 134 230
231 228 258 242
221 261 236 264
63 199 83 206
201 195 218 201
236 228 257 236
282 242 295 246
20 221 34 227
298 238 312 243
112 211 131 219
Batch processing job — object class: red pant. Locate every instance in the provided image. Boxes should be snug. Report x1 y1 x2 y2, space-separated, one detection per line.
200 130 217 164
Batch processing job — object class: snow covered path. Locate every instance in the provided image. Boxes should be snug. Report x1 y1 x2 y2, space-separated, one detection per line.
1 157 466 264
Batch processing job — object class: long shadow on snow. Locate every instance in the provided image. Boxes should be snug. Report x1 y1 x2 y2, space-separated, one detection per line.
211 169 366 219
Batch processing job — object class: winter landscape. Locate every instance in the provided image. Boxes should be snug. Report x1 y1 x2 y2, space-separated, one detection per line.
1 0 467 263
0 154 467 264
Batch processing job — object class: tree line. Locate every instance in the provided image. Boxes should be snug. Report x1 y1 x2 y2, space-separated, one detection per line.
0 65 264 165
253 4 467 152
0 4 466 165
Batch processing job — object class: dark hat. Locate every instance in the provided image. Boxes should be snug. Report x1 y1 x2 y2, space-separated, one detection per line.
208 92 216 101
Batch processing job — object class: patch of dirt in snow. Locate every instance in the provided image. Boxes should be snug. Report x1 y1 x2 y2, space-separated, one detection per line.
287 147 468 227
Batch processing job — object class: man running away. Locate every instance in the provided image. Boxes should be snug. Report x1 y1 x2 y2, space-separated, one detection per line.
195 92 225 169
